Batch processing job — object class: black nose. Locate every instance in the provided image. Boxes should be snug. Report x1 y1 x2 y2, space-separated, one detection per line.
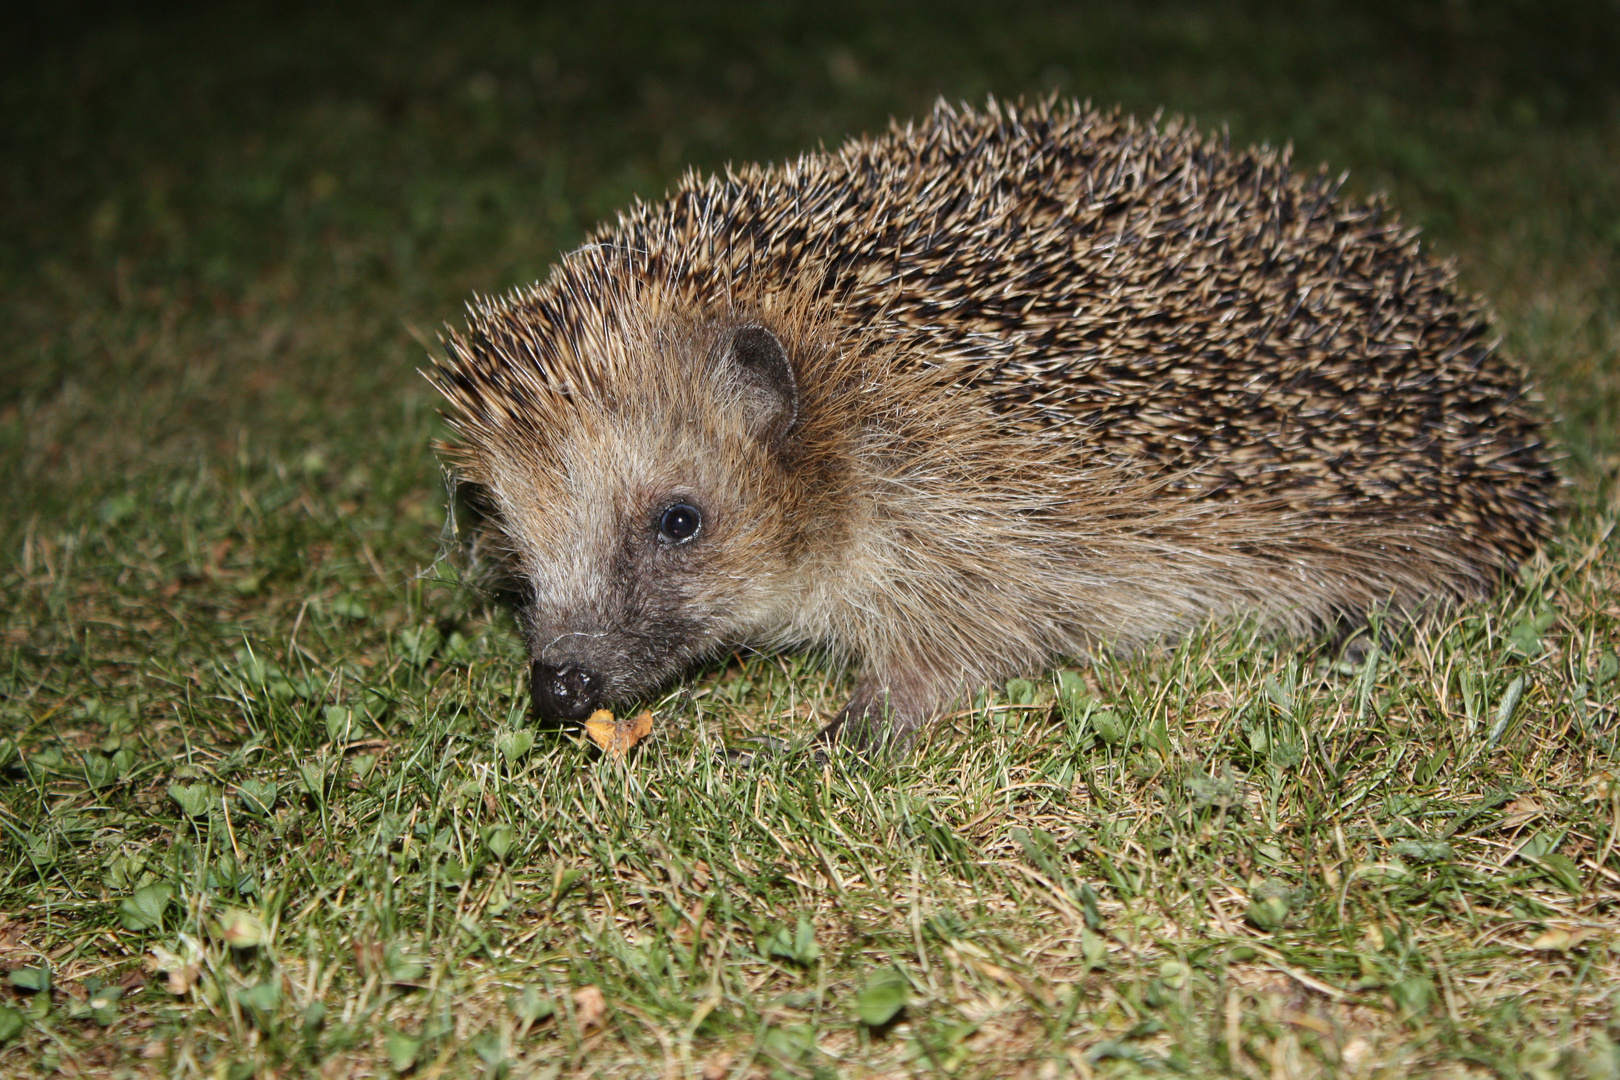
531 662 603 722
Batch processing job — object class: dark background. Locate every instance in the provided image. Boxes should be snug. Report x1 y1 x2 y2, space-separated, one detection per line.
3 0 1619 514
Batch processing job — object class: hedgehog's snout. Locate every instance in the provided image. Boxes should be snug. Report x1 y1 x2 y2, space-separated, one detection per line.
531 660 604 723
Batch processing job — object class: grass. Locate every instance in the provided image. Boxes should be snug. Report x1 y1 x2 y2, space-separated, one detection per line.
2 1 1619 1076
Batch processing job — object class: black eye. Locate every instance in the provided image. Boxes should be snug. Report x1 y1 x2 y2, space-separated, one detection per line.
657 502 702 544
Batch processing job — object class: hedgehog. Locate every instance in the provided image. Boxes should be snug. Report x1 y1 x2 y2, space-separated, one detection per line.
430 97 1557 751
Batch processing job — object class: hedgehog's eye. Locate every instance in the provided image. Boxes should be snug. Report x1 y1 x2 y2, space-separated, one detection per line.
657 502 702 545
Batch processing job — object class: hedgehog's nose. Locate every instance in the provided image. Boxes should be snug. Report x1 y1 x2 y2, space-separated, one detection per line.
532 661 603 722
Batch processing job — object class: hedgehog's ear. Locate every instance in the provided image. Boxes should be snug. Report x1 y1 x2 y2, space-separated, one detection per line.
726 325 799 445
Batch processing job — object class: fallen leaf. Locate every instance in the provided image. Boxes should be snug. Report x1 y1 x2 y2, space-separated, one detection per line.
573 985 607 1034
170 966 197 994
701 1051 733 1080
149 948 200 996
1529 927 1591 952
582 709 655 759
1499 797 1547 829
1282 1010 1335 1036
972 960 1017 989
1581 772 1616 801
1342 1037 1372 1069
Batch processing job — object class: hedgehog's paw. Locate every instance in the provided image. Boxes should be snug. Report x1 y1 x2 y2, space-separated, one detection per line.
818 682 929 760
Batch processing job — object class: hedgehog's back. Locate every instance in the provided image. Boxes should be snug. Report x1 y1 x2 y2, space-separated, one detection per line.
580 98 1555 564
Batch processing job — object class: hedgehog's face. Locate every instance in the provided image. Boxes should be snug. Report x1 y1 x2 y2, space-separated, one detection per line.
492 324 806 723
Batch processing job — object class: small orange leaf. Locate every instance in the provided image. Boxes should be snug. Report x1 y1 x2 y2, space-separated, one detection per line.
582 709 655 759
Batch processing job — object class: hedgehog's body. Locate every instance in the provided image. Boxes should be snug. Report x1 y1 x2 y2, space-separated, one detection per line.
435 99 1556 747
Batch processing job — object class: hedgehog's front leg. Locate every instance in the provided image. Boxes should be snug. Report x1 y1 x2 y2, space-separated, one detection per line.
817 662 943 755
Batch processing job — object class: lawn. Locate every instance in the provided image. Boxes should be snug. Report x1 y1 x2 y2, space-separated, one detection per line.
2 2 1619 1076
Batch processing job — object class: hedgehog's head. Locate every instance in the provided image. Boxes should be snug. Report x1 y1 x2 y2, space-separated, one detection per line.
433 287 831 723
